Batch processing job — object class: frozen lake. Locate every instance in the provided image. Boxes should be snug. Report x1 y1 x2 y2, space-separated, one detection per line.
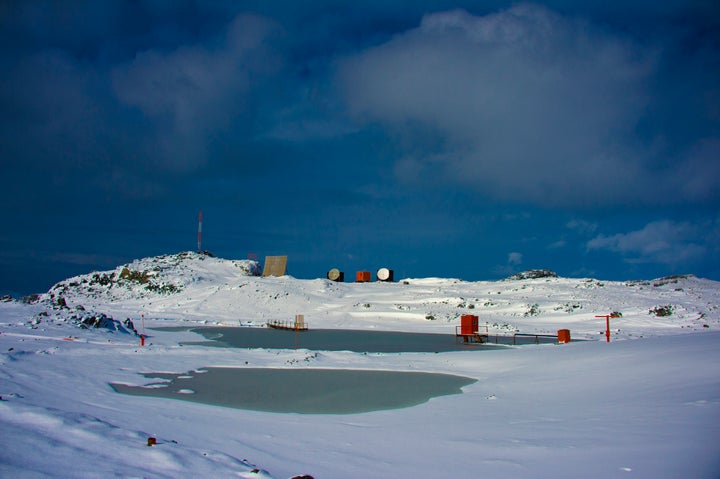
156 326 557 352
110 367 477 414
121 327 552 413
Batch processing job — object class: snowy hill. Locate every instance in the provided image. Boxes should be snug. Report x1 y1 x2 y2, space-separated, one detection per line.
24 251 720 340
45 251 259 302
2 252 719 479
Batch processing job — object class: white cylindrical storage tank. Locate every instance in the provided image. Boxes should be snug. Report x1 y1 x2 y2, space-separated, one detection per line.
327 268 344 282
376 267 394 282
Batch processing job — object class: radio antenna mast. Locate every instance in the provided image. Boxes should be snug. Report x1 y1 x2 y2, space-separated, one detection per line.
197 211 203 253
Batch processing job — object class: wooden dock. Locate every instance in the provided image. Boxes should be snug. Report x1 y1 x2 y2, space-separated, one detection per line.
455 332 489 344
455 325 488 344
267 320 308 331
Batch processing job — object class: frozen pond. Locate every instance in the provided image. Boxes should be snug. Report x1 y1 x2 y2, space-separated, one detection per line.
159 326 541 352
110 367 476 414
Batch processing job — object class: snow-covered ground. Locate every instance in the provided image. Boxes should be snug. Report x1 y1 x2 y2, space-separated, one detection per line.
1 252 719 478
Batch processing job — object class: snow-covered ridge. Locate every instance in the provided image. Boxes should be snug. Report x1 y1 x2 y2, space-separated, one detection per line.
13 251 719 340
44 251 259 301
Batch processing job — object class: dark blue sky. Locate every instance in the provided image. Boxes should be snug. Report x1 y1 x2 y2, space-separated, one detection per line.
1 0 719 295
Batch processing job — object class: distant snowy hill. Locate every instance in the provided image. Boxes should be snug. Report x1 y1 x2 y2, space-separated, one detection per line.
17 251 719 340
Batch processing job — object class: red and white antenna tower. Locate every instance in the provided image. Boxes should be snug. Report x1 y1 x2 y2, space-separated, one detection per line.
197 211 203 253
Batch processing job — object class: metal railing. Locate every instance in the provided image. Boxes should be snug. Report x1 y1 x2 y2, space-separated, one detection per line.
508 333 558 345
456 327 560 345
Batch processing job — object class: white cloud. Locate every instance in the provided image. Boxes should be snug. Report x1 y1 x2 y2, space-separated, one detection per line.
587 220 709 266
337 5 716 207
566 219 598 236
508 252 523 265
548 240 566 249
112 14 282 169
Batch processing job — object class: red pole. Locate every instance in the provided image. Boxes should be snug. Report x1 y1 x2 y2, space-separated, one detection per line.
606 316 610 343
596 315 611 342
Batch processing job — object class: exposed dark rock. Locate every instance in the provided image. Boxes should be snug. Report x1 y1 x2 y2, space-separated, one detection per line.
89 273 115 286
123 318 139 336
119 267 150 284
649 305 674 317
652 274 695 287
504 270 558 281
20 294 41 304
77 313 129 333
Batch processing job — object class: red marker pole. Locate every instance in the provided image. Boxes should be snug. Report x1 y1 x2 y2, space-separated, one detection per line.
596 314 611 342
606 316 610 343
140 314 146 346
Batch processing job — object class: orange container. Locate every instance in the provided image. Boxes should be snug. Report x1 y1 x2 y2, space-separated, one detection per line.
460 315 479 335
355 271 371 282
558 329 571 344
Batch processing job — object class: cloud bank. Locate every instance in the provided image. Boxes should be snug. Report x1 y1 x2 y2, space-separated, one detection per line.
587 220 717 267
338 4 718 207
112 14 283 170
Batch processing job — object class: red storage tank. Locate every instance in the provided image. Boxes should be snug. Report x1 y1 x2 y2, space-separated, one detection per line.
460 315 479 335
355 271 371 282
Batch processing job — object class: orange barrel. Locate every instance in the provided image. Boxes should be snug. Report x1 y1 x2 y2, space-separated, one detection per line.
558 329 571 343
355 271 371 282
